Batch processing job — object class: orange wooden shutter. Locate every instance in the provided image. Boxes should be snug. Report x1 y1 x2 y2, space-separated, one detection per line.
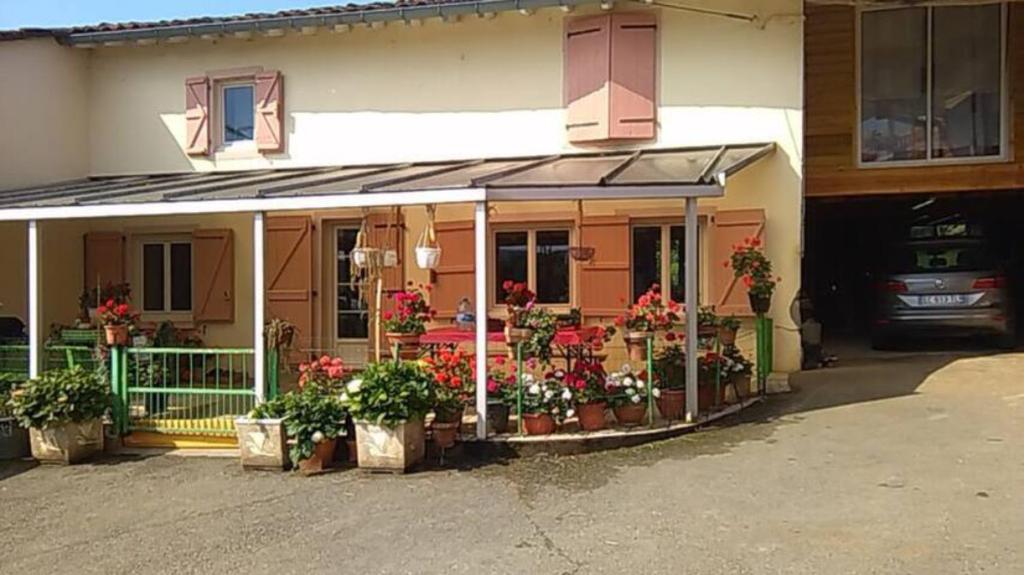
431 221 475 319
185 76 210 156
265 216 314 355
579 216 631 319
709 209 766 317
609 12 657 140
192 229 235 322
83 232 125 293
255 71 284 153
565 15 612 143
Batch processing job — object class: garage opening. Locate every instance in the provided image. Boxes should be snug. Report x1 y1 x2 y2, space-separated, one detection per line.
803 191 1024 353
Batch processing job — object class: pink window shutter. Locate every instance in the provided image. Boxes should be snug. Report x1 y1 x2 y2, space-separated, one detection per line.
565 15 612 143
255 71 284 153
185 76 211 155
609 13 657 140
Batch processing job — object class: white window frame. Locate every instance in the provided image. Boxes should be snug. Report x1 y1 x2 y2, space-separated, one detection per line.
489 225 574 313
135 235 193 321
856 2 1009 169
331 224 370 344
215 79 257 154
629 220 707 305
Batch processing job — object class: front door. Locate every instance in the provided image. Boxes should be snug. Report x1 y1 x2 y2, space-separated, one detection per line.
332 226 370 366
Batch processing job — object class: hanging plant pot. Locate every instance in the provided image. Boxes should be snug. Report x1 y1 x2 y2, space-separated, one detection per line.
415 246 442 269
351 247 378 269
749 292 772 315
569 246 596 262
383 249 399 268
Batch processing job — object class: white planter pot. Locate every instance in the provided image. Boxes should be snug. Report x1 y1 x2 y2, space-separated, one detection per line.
29 419 103 464
415 246 442 269
351 247 377 269
383 249 399 268
235 417 290 471
355 418 425 472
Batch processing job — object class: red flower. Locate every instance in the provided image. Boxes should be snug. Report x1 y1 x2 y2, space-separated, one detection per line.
665 332 677 342
502 280 514 291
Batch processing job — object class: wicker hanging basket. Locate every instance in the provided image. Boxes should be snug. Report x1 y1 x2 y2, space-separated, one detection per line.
569 200 595 262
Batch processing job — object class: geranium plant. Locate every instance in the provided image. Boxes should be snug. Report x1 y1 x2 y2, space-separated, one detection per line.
486 356 519 406
382 284 435 335
654 336 686 391
342 360 434 427
97 299 138 327
604 364 654 407
502 280 536 324
563 359 607 405
7 367 110 429
722 346 754 378
521 372 574 422
422 347 475 422
298 355 346 392
250 386 347 467
727 236 779 299
615 284 680 333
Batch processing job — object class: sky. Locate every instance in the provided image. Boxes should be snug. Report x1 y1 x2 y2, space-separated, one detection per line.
0 1 343 29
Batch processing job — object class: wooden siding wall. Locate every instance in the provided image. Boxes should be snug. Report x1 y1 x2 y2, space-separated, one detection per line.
805 3 1024 197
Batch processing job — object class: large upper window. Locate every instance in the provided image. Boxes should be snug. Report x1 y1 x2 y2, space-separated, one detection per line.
860 4 1004 164
494 229 571 306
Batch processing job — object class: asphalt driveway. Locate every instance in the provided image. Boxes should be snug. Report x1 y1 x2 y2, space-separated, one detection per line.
1 347 1022 574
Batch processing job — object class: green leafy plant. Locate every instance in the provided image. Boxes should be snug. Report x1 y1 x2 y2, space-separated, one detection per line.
654 341 686 391
250 387 347 467
698 306 718 329
0 373 25 417
519 306 558 363
342 361 434 427
719 315 741 331
7 367 110 429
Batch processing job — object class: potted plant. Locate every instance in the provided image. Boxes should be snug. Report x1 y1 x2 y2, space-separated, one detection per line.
0 373 29 460
698 306 719 338
718 315 741 346
97 298 138 346
343 360 434 472
654 333 686 420
7 367 109 464
520 373 573 436
615 284 679 363
485 356 517 434
697 351 728 411
723 345 754 402
605 364 649 427
727 236 779 315
502 280 536 344
564 360 608 431
237 394 290 471
298 354 348 392
422 347 474 449
382 284 434 356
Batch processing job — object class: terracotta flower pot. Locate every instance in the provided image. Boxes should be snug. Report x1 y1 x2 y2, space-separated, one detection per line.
432 421 459 449
718 326 738 346
298 437 337 475
576 401 608 432
698 384 724 412
656 389 686 420
522 413 556 435
104 324 129 347
613 403 647 427
624 331 653 364
386 333 421 359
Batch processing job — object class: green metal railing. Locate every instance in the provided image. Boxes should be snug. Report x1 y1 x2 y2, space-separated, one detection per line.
0 344 99 379
111 347 261 436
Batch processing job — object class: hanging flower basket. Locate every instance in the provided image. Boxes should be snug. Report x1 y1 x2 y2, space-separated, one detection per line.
569 246 596 262
415 208 442 270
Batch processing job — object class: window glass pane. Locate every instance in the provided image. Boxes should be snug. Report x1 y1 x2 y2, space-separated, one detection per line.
632 227 661 302
932 5 1002 159
169 242 192 312
669 226 686 303
142 244 165 312
223 85 254 143
861 8 927 163
535 230 570 304
336 228 368 339
495 232 528 303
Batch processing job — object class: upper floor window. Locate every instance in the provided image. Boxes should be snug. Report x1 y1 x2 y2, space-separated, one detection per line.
860 4 1004 165
222 83 255 145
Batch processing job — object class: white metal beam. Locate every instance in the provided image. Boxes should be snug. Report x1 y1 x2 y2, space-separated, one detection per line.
27 220 40 380
474 201 489 439
684 198 699 422
485 185 723 202
253 212 266 403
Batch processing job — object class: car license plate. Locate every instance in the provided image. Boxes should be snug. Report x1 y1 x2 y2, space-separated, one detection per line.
919 294 967 307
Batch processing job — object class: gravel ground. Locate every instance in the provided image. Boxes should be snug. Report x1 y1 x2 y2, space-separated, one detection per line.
1 347 1022 575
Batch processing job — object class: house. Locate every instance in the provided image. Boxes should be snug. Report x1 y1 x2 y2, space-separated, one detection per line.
0 0 803 445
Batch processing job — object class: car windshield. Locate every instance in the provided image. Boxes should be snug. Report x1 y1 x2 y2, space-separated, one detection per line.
887 241 996 273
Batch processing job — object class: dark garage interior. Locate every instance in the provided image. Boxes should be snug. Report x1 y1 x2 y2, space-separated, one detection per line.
803 190 1024 350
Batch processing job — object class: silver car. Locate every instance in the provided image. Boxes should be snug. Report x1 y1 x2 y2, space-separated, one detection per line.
872 239 1015 349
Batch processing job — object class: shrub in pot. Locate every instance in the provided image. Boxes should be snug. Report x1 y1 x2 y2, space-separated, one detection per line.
422 347 474 449
726 236 778 316
0 373 30 460
717 315 741 346
520 373 573 436
502 281 558 363
654 337 686 420
382 284 434 356
563 359 608 432
236 395 290 471
484 356 517 435
722 345 754 402
8 367 109 464
615 284 679 363
343 360 434 472
605 365 650 427
697 351 729 411
97 298 139 347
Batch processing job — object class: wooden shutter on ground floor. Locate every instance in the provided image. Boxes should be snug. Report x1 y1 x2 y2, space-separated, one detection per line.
192 229 235 323
709 209 766 317
266 216 314 356
579 216 631 319
431 221 475 319
83 232 125 294
366 211 405 348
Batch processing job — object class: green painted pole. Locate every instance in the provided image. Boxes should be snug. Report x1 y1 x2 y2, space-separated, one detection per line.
646 335 654 426
110 346 121 433
516 342 524 436
267 347 279 400
714 333 721 409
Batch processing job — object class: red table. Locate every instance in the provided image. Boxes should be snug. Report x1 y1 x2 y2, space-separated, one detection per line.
420 325 602 367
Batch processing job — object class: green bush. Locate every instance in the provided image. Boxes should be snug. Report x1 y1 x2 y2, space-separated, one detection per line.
343 361 433 427
0 373 26 417
249 388 347 467
7 367 110 429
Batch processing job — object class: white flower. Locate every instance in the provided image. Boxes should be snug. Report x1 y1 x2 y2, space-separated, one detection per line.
553 369 566 379
631 394 642 404
636 379 646 389
346 379 362 394
311 431 325 444
561 389 572 401
625 387 636 396
623 376 634 387
522 374 536 384
544 389 554 400
528 384 541 395
652 388 661 398
339 392 349 403
566 409 575 419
